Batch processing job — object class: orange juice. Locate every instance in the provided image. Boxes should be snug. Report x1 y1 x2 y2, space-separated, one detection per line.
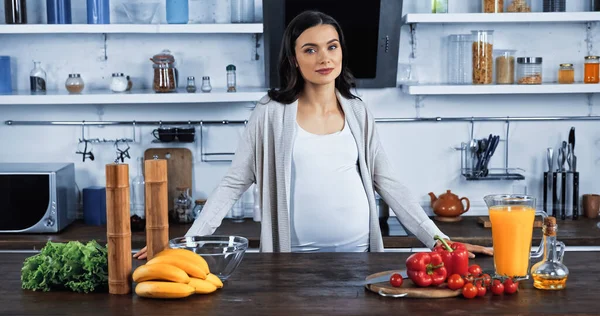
489 205 535 277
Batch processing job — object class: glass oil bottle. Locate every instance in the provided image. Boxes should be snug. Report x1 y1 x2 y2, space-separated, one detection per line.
530 216 569 290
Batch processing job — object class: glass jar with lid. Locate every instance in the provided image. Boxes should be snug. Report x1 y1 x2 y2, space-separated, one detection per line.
173 187 194 223
186 76 197 93
494 49 516 84
192 199 206 220
151 49 178 93
584 56 600 84
472 30 494 85
111 73 128 92
507 0 531 12
517 57 543 84
558 63 574 84
482 0 503 13
201 76 212 92
65 73 85 94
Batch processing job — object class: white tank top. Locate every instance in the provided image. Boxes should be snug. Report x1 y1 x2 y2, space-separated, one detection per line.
290 121 370 252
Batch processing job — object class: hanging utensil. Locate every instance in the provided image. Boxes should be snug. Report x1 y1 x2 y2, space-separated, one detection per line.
481 135 500 177
569 127 578 220
560 142 567 220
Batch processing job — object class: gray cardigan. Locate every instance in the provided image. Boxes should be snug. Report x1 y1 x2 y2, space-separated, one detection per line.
186 90 448 252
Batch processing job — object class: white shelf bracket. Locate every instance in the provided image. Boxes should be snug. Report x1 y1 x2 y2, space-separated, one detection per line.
409 23 417 59
414 95 425 117
253 34 261 61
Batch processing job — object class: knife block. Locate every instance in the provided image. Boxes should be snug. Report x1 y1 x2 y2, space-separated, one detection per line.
545 171 579 220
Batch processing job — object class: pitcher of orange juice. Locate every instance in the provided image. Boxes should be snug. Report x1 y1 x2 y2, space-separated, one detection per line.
484 194 546 279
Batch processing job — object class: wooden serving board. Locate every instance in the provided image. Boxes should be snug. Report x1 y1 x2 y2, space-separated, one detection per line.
364 270 461 299
144 148 193 217
478 216 542 228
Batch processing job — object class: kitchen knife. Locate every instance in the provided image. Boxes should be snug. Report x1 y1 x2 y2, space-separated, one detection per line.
568 127 575 153
475 135 492 175
552 170 558 217
362 270 409 286
544 148 553 215
561 146 567 221
573 171 579 220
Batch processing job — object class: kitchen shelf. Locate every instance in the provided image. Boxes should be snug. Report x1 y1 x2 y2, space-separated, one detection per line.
0 23 263 34
402 83 600 96
402 12 600 24
461 168 525 181
0 88 267 105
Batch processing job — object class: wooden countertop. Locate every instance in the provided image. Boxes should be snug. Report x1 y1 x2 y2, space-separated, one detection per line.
1 216 599 250
2 251 598 315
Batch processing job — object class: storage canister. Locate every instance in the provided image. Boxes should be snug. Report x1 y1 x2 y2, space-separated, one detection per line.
87 0 110 24
584 56 600 84
517 57 542 84
483 0 503 12
558 63 574 84
447 34 472 85
494 49 516 84
472 30 494 85
47 0 72 24
4 0 27 24
0 56 12 94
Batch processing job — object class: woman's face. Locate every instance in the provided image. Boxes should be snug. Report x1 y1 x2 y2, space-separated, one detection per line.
294 24 342 86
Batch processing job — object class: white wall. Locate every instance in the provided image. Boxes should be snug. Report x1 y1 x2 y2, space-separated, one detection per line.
1 0 599 217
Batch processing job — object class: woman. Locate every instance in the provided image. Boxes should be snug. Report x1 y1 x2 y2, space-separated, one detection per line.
135 10 492 258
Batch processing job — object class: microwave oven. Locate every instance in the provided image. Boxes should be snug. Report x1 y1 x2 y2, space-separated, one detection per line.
0 163 77 233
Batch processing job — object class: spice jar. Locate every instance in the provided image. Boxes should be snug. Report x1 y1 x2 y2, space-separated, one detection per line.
151 49 178 93
472 30 494 85
201 76 212 92
192 199 206 220
173 187 194 224
584 56 600 84
507 0 531 12
517 57 543 84
558 63 574 84
227 64 237 92
494 49 516 84
482 0 503 13
431 0 448 13
186 76 197 93
65 73 84 94
110 73 128 92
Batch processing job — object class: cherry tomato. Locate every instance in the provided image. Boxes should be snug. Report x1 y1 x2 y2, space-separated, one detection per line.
389 273 403 287
464 274 475 284
491 281 504 295
481 274 492 287
476 281 487 297
462 283 478 299
447 274 465 291
503 278 518 294
468 264 482 277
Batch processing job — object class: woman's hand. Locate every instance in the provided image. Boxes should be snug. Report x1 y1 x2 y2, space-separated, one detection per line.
133 246 148 260
437 239 493 258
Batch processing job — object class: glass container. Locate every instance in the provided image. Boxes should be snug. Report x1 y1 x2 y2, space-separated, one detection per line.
47 0 72 24
166 0 189 24
65 73 84 94
517 57 543 84
186 76 197 93
4 0 27 24
111 73 128 92
543 0 566 12
201 76 212 92
227 64 237 92
431 0 448 13
173 187 194 224
151 49 178 93
447 34 472 85
494 49 516 84
130 157 146 232
231 0 254 22
231 200 244 223
584 56 600 84
192 199 206 219
507 0 532 12
558 63 574 84
0 56 12 94
483 0 503 13
593 0 600 11
471 30 494 85
86 0 109 24
530 217 569 290
30 61 47 93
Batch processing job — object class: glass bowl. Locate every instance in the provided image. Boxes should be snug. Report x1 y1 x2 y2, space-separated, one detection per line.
169 235 248 280
122 2 159 24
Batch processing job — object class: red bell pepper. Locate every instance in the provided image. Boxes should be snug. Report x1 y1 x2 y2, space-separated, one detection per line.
405 252 447 287
433 235 469 277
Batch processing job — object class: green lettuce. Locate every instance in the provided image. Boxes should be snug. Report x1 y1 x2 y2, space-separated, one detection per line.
21 240 108 293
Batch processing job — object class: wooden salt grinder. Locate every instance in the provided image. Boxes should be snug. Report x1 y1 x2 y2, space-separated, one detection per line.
145 158 169 260
105 163 132 295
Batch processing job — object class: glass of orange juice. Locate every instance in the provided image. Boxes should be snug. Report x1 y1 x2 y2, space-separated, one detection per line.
484 194 546 279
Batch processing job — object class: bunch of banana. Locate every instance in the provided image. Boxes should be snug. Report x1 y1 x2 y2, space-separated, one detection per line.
133 248 224 299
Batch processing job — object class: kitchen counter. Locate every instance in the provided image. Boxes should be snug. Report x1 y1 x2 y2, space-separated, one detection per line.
1 216 599 250
1 251 597 315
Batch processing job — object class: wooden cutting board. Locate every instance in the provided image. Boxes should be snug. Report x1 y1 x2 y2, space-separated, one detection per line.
365 270 461 299
144 148 193 217
477 217 542 228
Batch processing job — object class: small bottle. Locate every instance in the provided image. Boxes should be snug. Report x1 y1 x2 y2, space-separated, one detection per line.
173 187 194 223
201 76 212 93
584 55 600 84
557 63 574 84
65 73 84 94
30 61 47 93
227 64 237 92
5 0 27 24
130 157 146 232
530 216 569 290
110 73 128 92
192 199 206 220
186 76 197 93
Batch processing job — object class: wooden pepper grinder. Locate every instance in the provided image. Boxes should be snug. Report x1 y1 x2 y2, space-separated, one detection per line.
105 163 132 295
145 157 169 260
